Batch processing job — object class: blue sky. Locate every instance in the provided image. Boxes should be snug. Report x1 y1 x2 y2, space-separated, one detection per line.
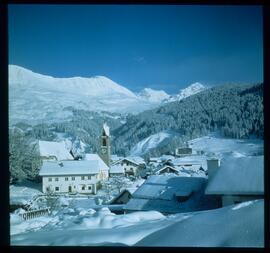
9 5 263 94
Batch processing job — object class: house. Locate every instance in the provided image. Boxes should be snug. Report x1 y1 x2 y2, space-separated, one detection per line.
38 140 74 161
109 164 125 177
109 188 137 205
205 156 264 206
112 156 146 177
39 159 109 195
125 175 220 214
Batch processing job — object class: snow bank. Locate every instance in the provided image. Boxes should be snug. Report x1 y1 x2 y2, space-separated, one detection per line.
11 208 167 246
136 200 264 247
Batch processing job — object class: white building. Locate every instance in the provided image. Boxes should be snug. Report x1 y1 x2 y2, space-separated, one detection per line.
112 156 146 177
39 159 109 195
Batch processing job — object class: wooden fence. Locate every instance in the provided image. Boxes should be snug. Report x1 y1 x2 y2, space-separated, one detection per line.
20 208 50 220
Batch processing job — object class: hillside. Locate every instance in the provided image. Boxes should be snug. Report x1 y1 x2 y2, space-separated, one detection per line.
113 83 263 156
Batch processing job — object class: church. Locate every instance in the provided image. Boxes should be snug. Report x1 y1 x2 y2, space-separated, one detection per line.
39 123 110 195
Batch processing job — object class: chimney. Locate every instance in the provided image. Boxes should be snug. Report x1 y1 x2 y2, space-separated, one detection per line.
207 159 220 180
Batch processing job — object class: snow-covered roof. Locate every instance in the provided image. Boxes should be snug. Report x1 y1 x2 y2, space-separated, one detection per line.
103 123 110 136
114 156 145 166
125 175 219 213
110 165 125 174
149 157 162 162
39 160 108 176
206 156 264 195
154 165 179 175
125 156 145 165
39 140 74 160
84 153 109 171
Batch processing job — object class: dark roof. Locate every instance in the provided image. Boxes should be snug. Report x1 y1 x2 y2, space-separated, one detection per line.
205 156 264 195
125 175 219 213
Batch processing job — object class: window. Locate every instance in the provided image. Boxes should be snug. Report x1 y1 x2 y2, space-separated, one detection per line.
55 177 59 181
88 176 91 180
82 186 85 190
48 178 52 182
72 177 75 181
81 176 85 180
65 177 69 181
55 187 59 191
88 186 91 190
103 139 106 146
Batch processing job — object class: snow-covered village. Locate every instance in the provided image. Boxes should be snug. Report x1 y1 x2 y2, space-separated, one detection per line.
10 122 264 246
8 4 264 248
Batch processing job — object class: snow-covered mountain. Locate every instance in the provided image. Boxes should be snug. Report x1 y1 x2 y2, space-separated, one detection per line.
9 65 155 124
137 88 170 103
9 65 207 125
166 82 206 102
10 65 136 98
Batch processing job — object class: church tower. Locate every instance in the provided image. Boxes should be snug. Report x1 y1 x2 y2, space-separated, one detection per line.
99 123 111 167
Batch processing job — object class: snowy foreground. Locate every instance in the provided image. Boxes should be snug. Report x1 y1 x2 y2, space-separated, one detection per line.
10 199 264 247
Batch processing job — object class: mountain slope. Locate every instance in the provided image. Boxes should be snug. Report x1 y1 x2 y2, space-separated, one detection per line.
130 130 181 156
113 83 263 156
166 82 206 102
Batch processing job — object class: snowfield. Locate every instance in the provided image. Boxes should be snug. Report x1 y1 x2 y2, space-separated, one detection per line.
130 130 181 156
10 200 263 247
188 133 263 159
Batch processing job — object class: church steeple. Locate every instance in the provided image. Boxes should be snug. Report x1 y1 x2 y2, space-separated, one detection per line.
99 123 111 167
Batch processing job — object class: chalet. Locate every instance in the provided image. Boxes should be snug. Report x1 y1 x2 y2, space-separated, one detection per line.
38 140 74 161
112 156 146 177
109 164 125 177
205 156 264 206
39 159 109 195
125 175 220 214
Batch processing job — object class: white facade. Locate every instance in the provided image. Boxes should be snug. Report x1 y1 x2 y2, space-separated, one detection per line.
39 159 109 195
42 174 98 194
113 158 145 176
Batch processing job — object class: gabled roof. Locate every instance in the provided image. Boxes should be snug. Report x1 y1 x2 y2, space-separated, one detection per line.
85 153 109 171
39 159 108 176
205 156 264 195
38 140 73 160
154 165 179 175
